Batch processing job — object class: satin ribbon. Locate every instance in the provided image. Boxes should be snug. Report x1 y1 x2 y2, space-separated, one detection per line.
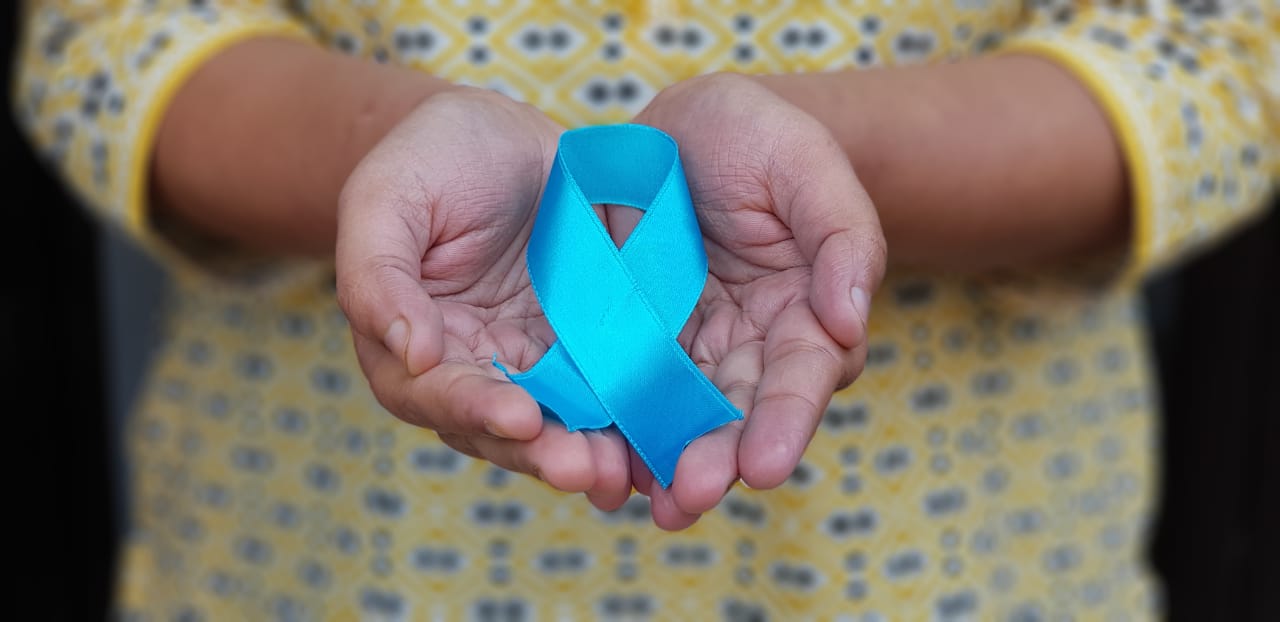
495 124 742 488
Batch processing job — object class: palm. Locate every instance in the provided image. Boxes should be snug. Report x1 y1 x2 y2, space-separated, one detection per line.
626 74 886 528
339 90 635 502
607 138 836 518
409 132 556 376
391 94 560 372
689 178 816 379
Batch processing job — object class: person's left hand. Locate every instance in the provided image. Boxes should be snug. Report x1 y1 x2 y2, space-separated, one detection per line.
621 73 887 529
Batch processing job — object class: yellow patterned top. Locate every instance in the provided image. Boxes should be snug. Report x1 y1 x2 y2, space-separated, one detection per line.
13 1 1278 620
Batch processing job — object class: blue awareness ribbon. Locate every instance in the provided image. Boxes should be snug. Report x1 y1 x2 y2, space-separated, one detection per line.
495 124 743 489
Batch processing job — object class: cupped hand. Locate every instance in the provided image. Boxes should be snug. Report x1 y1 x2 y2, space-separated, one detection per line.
336 88 632 510
627 73 887 529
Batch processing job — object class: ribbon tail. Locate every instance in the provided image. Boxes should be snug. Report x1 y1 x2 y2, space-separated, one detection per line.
497 345 613 431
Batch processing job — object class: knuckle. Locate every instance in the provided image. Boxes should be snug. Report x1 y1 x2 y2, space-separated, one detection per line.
336 260 382 319
756 389 824 420
438 432 480 459
382 382 428 429
845 229 889 286
856 230 889 271
720 377 760 400
394 389 433 429
337 255 416 330
595 463 625 496
506 446 536 478
836 349 867 390
689 71 754 96
429 86 505 115
775 336 842 372
438 371 475 428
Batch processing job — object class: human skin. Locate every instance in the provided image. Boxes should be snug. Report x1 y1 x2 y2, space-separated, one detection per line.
151 37 1126 529
154 41 1124 268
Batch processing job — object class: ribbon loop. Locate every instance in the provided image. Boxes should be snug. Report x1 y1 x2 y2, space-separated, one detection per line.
498 124 742 488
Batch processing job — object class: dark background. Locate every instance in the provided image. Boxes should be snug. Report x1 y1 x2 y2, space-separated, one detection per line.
4 5 1276 620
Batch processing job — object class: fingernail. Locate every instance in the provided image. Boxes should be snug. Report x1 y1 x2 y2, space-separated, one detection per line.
483 419 515 440
851 286 871 329
384 318 409 368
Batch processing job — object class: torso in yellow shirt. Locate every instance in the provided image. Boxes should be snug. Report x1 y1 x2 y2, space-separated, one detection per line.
35 0 1268 619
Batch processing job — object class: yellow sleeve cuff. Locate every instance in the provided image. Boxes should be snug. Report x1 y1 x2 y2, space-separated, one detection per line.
996 38 1160 287
127 22 313 242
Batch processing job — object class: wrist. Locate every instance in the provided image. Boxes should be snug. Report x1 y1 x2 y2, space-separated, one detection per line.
752 57 1127 269
152 37 460 255
332 68 461 198
750 70 909 210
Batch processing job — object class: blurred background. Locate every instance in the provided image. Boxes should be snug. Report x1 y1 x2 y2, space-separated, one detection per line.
3 5 1275 620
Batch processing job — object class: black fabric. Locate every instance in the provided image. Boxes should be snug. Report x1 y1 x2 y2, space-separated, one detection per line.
1148 205 1280 621
3 6 114 619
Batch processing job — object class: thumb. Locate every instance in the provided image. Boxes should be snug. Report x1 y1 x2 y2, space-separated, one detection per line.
772 132 887 352
336 178 444 377
810 225 886 352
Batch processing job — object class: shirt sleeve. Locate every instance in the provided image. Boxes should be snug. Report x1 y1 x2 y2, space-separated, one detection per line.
11 1 313 258
1000 0 1279 280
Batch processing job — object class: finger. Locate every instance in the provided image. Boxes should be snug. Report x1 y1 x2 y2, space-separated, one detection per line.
811 226 884 351
585 429 633 512
629 446 656 497
336 156 443 377
468 421 596 493
670 424 743 515
437 432 483 460
670 342 761 514
771 120 887 351
604 204 644 249
738 305 844 489
357 334 542 440
649 485 702 531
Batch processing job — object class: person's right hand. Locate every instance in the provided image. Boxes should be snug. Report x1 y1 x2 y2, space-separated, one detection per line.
336 88 633 510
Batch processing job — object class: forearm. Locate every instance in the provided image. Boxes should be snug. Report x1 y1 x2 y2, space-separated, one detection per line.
758 55 1129 270
152 38 456 256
